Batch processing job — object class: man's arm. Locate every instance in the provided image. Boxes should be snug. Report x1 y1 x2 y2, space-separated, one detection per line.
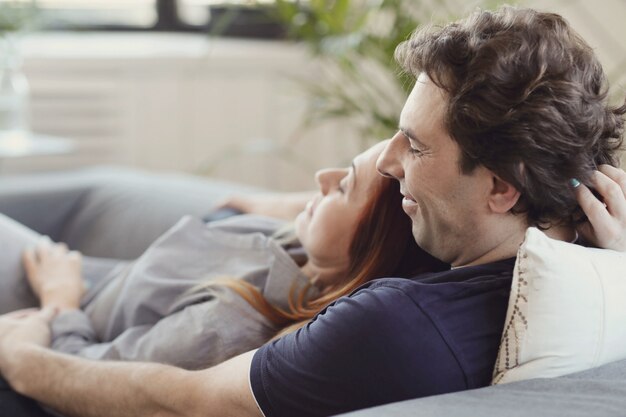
1 327 260 417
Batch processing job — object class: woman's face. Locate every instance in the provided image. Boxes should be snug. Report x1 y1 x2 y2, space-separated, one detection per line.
295 142 386 283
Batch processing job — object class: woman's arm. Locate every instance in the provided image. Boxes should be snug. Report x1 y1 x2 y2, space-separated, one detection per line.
574 165 626 251
219 191 316 221
0 311 260 417
51 291 272 369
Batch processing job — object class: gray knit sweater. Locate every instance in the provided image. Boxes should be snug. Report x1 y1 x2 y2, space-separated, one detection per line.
50 214 312 370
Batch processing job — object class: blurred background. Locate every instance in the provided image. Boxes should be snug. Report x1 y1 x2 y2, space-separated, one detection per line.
1 0 625 190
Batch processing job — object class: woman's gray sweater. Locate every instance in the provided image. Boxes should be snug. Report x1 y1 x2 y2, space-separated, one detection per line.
50 214 312 370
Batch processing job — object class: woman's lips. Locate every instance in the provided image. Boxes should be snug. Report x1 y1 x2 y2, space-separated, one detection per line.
306 196 320 217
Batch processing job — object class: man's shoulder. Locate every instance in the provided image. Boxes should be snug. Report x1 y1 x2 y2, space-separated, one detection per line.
308 256 516 387
250 258 517 417
249 259 516 417
307 257 515 343
353 256 516 305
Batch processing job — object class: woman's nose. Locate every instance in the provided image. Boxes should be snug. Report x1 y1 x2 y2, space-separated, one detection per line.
315 168 334 194
315 168 345 194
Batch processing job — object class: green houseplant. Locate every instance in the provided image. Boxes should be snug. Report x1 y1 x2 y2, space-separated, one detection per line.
0 0 37 33
196 1 490 181
0 0 38 136
273 0 482 148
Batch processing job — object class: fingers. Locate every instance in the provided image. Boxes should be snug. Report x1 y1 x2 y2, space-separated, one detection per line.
573 166 626 252
590 168 626 219
55 242 69 252
3 308 40 319
22 247 37 275
46 241 68 256
574 183 607 245
37 306 59 323
214 197 234 210
575 218 595 245
598 165 626 195
33 238 71 259
2 307 58 322
218 196 249 212
22 238 77 272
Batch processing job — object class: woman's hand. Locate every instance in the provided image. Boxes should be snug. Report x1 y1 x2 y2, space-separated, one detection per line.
22 237 85 311
574 165 626 252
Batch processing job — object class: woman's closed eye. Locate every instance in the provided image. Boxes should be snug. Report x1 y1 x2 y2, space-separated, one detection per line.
338 167 355 194
338 179 347 194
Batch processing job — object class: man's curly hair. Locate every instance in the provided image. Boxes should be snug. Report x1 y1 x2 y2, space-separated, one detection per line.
395 6 625 227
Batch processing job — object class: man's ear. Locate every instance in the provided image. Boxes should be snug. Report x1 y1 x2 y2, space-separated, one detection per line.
488 174 521 214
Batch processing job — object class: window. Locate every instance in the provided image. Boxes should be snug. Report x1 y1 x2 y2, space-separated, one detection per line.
34 0 158 29
177 0 211 27
4 0 285 33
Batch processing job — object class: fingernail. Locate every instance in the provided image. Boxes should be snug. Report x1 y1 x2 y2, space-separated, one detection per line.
569 178 581 188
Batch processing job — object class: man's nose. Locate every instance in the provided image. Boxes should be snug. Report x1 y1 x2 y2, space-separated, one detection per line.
377 133 404 180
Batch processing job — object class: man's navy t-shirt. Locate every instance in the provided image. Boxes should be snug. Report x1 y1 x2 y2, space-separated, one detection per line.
250 257 515 417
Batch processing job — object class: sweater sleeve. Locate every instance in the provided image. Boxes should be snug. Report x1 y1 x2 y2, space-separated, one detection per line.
51 290 276 370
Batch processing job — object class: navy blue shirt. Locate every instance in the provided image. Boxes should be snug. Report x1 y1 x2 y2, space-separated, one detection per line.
250 258 515 417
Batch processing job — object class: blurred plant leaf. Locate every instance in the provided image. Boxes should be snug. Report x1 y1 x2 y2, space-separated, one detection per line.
0 0 38 33
273 0 482 148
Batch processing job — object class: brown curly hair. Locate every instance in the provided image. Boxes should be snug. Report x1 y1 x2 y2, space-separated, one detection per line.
395 6 625 227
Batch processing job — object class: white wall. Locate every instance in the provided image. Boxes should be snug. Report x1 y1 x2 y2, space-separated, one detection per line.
11 33 365 190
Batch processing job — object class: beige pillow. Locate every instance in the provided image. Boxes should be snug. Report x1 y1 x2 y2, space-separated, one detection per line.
492 227 626 385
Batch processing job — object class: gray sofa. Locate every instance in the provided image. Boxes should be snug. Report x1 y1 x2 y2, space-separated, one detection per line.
1 166 625 417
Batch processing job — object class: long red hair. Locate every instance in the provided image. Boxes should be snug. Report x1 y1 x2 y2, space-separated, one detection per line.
220 176 448 336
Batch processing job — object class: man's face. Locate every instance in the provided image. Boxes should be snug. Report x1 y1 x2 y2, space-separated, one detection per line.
377 73 492 266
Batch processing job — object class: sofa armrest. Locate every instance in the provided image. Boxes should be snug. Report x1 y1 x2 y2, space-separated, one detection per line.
0 172 93 241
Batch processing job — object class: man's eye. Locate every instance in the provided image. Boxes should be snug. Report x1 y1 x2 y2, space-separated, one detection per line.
409 147 424 156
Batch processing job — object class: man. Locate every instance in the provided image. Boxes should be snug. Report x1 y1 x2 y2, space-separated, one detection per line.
0 6 625 417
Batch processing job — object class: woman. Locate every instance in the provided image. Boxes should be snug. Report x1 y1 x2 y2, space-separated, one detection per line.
2 142 446 369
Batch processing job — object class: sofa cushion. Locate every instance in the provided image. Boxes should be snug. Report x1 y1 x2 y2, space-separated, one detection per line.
57 167 260 259
492 227 626 384
338 357 626 417
0 166 262 259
